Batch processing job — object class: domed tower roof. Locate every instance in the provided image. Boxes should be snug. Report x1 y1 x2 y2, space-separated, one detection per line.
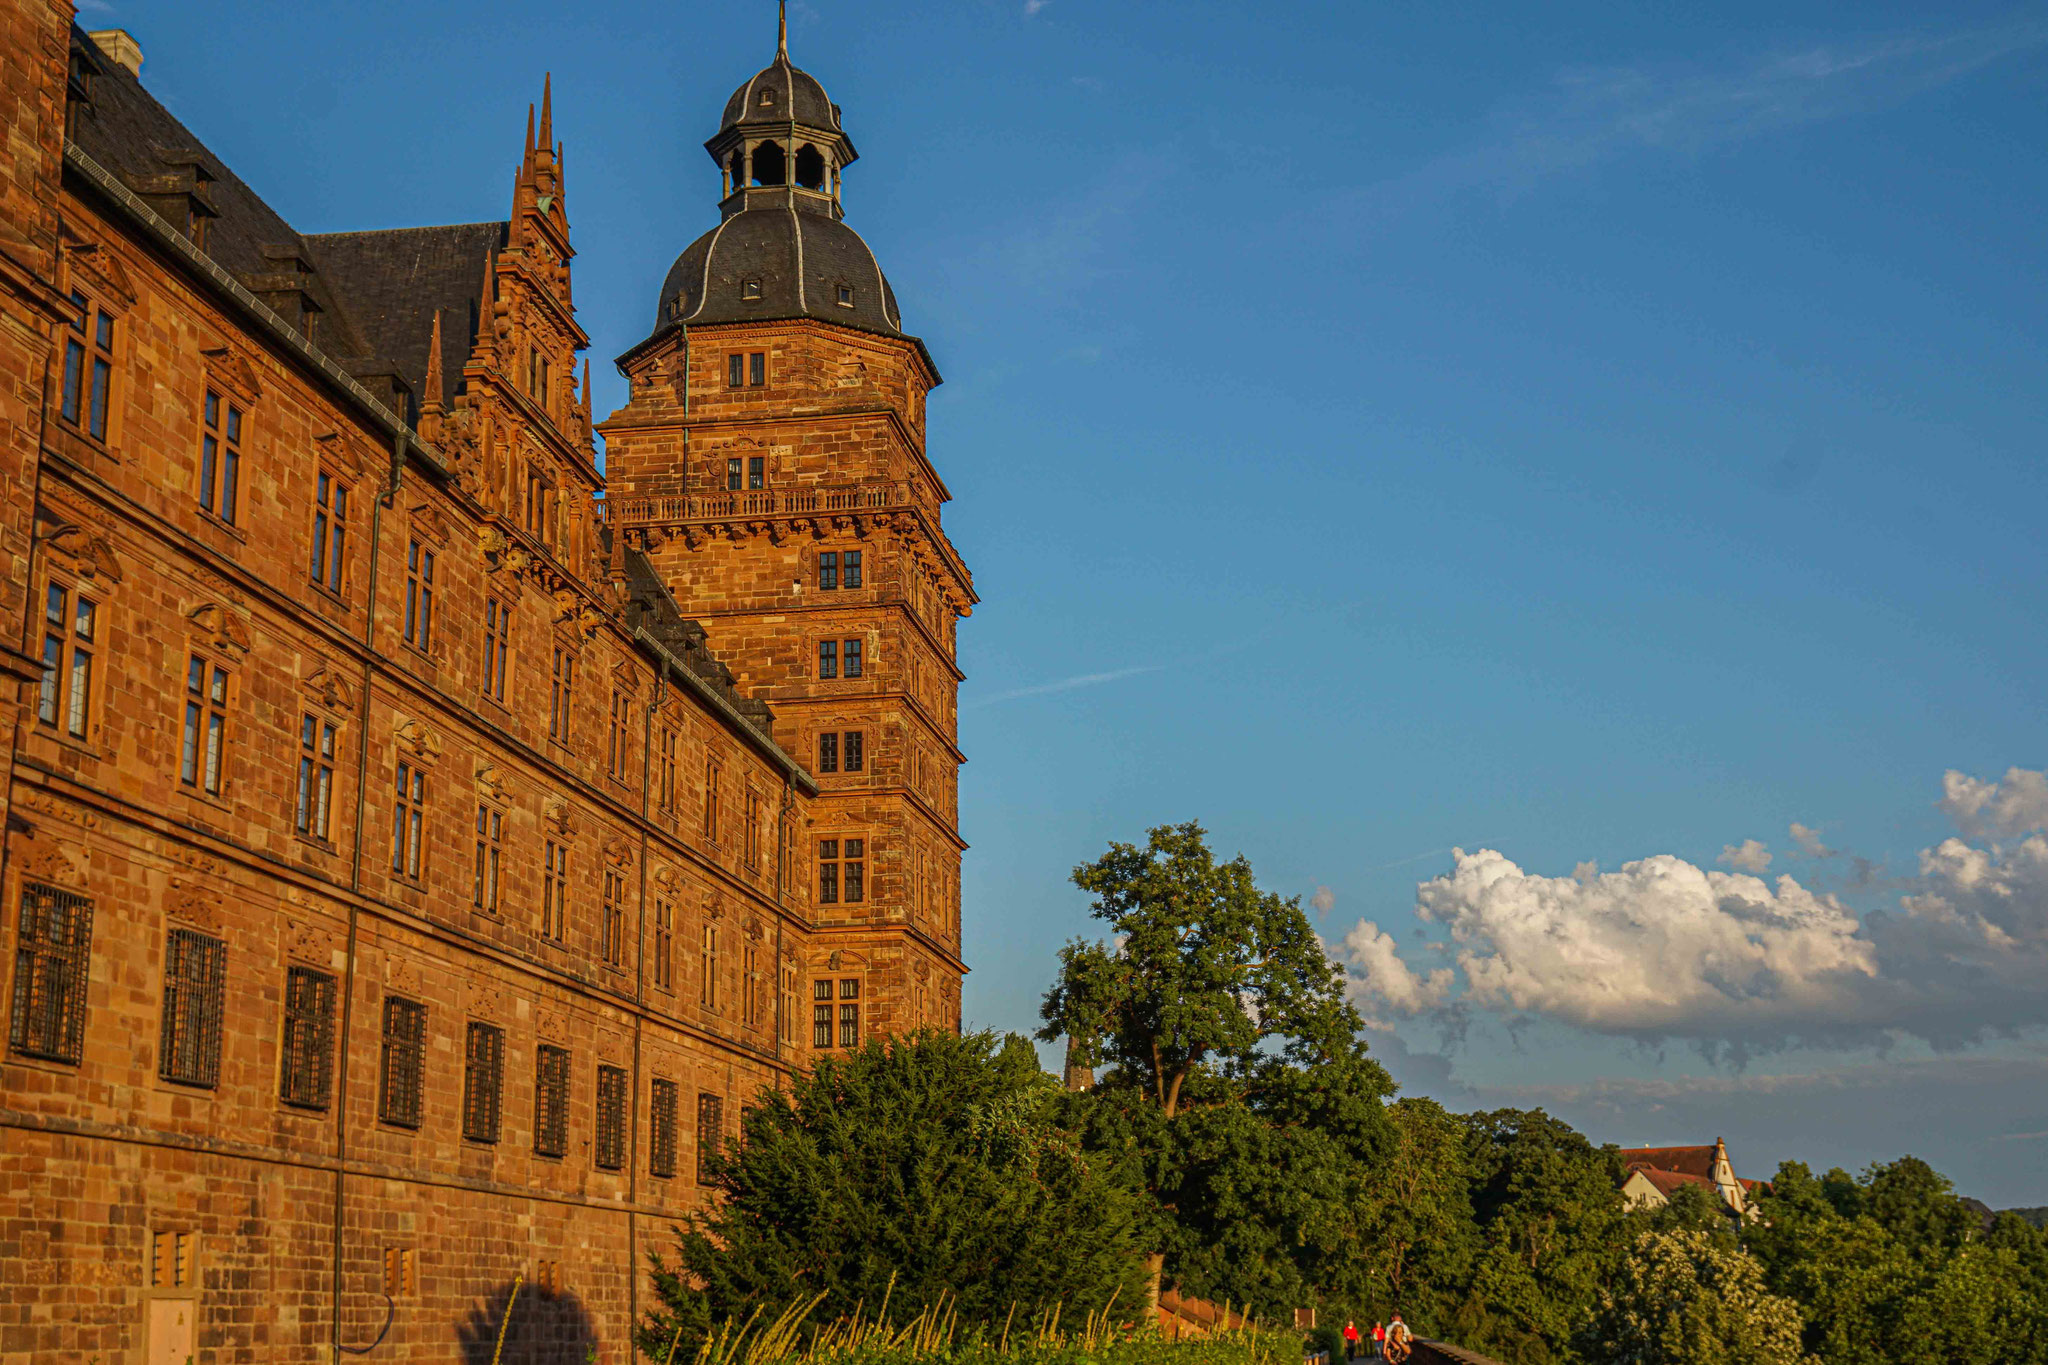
627 2 931 369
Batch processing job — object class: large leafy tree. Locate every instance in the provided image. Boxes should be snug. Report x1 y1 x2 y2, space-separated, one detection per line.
636 1031 1148 1359
1586 1230 1814 1365
1038 821 1395 1314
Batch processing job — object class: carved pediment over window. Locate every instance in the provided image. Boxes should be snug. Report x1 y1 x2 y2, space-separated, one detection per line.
314 431 369 482
286 924 340 969
410 501 450 546
704 897 725 922
551 588 580 623
45 522 125 582
387 956 422 996
476 764 508 805
393 715 443 765
536 1010 567 1043
19 839 83 887
186 601 252 655
610 661 641 696
467 985 505 1021
199 345 262 403
300 661 356 713
544 796 578 841
60 233 138 309
165 876 222 932
652 862 679 892
744 917 764 942
603 838 633 869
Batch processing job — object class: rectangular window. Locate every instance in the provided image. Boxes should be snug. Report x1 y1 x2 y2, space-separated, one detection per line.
61 291 115 442
654 899 674 990
704 760 721 842
727 353 745 389
817 731 838 773
311 471 348 592
781 963 798 1046
748 352 766 387
844 731 864 773
296 714 338 841
608 691 630 779
179 654 230 795
549 646 574 742
817 640 837 679
462 1021 504 1143
403 539 435 651
474 805 502 912
697 1091 724 1184
595 1064 628 1171
839 978 862 1049
279 965 337 1110
8 882 93 1064
819 551 838 591
743 942 760 1027
650 1078 679 1178
812 980 832 1048
482 598 510 703
159 928 226 1088
382 1248 418 1298
843 550 862 589
601 869 626 967
391 761 426 881
700 922 720 1011
534 1044 570 1158
152 1230 196 1290
843 638 863 679
748 455 764 490
727 456 742 491
659 729 678 811
744 793 761 871
378 996 426 1129
38 582 96 741
541 841 568 942
818 838 865 905
197 388 243 523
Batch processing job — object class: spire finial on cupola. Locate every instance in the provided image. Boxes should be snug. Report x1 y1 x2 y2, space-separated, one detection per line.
778 0 789 61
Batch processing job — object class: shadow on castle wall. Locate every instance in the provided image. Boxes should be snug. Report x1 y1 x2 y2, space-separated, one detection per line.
457 1281 601 1364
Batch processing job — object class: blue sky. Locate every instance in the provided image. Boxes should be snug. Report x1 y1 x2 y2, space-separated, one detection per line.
105 0 2048 1205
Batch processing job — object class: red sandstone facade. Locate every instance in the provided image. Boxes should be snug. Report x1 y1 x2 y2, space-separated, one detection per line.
0 9 969 1362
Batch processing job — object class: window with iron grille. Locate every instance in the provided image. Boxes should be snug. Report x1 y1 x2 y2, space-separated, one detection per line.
474 804 503 913
462 1022 503 1143
9 882 93 1064
482 597 510 704
812 979 832 1049
817 730 838 774
601 869 626 967
179 654 230 795
595 1064 627 1171
379 996 426 1128
697 1091 724 1184
197 388 243 523
296 714 338 841
838 978 861 1049
549 645 574 742
37 581 95 740
653 898 674 990
391 760 426 881
541 840 568 942
159 928 226 1088
310 470 348 593
60 290 115 442
403 539 435 651
279 965 337 1109
650 1078 679 1178
534 1044 570 1159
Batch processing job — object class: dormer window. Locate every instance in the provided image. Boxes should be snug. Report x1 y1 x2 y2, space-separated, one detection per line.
836 285 854 308
759 89 776 107
741 280 763 301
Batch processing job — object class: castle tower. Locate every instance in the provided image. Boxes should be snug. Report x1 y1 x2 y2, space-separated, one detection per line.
600 8 974 1047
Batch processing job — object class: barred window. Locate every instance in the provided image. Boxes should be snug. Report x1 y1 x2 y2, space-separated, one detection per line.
197 388 242 523
601 868 626 967
838 978 861 1049
541 840 568 942
391 761 426 881
653 899 674 990
482 598 510 703
279 965 337 1110
311 471 348 593
595 1064 627 1171
60 290 115 441
697 1091 725 1184
474 805 503 913
534 1044 570 1159
159 928 226 1088
379 996 426 1129
296 714 338 841
812 979 832 1049
403 539 435 651
8 882 93 1063
179 654 230 795
462 1022 503 1142
607 690 629 779
37 581 95 740
650 1078 679 1178
744 792 761 871
658 728 678 811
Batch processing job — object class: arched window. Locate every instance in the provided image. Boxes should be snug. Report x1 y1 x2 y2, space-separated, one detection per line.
751 141 786 187
794 144 826 191
726 149 745 194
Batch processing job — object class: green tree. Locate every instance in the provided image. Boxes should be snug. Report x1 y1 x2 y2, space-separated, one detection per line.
1038 821 1395 1313
636 1031 1147 1359
1355 1097 1476 1322
1587 1229 1815 1365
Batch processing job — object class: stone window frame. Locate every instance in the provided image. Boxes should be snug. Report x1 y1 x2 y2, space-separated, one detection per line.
649 1076 680 1179
193 347 262 536
35 565 104 752
276 961 338 1112
810 971 866 1050
176 647 239 806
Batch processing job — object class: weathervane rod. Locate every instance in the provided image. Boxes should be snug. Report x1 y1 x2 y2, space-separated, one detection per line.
778 0 789 60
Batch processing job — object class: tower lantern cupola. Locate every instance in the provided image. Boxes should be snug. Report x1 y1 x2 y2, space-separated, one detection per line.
706 1 856 219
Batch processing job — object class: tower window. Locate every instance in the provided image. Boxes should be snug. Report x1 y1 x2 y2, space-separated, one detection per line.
837 285 854 308
726 352 767 388
751 140 786 185
796 144 827 191
742 279 763 301
749 352 766 386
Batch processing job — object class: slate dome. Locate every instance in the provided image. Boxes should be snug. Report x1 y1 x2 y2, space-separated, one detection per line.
720 58 839 133
656 208 901 334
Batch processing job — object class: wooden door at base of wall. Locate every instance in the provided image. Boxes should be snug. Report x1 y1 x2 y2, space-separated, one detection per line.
148 1298 195 1364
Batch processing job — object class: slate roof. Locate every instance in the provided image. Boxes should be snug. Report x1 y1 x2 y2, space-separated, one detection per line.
721 56 839 132
655 206 902 334
1619 1145 1719 1180
307 222 507 398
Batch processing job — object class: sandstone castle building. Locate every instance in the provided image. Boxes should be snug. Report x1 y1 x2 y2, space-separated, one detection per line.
0 6 971 1359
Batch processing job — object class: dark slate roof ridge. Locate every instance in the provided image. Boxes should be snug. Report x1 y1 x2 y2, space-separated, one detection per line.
65 25 376 360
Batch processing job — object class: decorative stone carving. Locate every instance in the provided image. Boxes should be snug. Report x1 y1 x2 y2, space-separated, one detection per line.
603 838 633 869
186 601 252 654
410 501 450 545
394 716 443 764
44 522 125 582
18 839 83 886
544 797 578 841
199 345 263 402
476 764 508 805
301 661 356 713
165 876 222 932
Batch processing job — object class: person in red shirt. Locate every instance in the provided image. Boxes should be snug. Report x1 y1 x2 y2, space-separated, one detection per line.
1372 1322 1387 1359
1342 1321 1361 1360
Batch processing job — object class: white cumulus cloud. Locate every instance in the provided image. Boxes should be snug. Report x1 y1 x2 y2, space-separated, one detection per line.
1719 839 1773 873
1939 767 2048 840
1340 920 1453 1021
1790 822 1835 858
1310 885 1337 917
